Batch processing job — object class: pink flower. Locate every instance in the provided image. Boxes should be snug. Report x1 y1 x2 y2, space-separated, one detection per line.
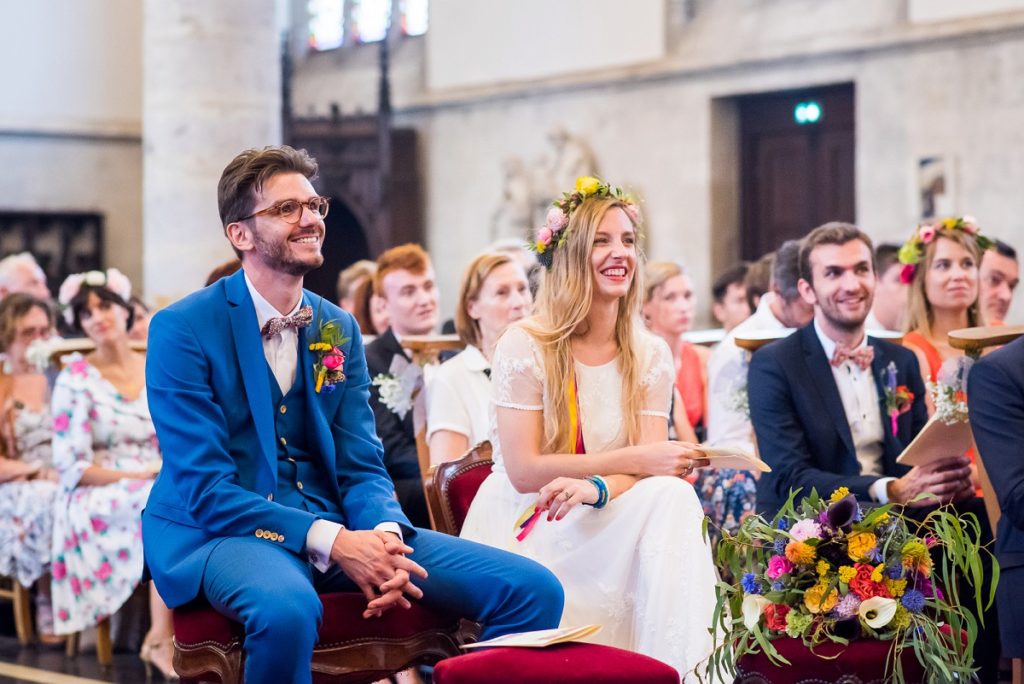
57 609 69 622
117 549 129 561
52 561 66 581
53 413 70 433
919 225 936 243
96 562 112 582
960 219 978 235
545 207 568 230
623 204 642 225
789 519 822 542
90 517 108 534
69 359 89 376
899 263 916 284
766 555 794 580
69 576 81 596
322 347 345 371
537 227 553 244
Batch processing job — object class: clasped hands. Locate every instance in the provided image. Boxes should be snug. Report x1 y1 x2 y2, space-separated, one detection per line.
330 528 428 619
534 441 710 521
888 455 974 507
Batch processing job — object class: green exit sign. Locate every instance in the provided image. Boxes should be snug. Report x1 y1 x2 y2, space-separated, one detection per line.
794 101 823 125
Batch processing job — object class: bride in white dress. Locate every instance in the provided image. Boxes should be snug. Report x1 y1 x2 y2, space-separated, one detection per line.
460 179 721 680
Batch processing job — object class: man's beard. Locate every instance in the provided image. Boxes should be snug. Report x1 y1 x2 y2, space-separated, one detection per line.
252 230 324 277
820 297 870 333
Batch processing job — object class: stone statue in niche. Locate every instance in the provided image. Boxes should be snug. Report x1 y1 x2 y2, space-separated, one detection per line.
491 127 599 241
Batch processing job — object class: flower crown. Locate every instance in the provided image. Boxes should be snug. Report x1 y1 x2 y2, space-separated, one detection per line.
896 216 992 284
57 268 133 326
530 175 641 269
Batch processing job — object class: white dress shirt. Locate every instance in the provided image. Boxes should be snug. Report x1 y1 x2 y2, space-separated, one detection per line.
811 319 894 503
244 274 400 572
426 344 491 450
706 293 787 451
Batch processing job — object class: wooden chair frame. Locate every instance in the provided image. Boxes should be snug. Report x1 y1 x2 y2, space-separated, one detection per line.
0 578 33 645
424 442 493 536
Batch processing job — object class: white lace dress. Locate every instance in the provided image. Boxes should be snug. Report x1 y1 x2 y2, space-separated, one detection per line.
460 326 721 681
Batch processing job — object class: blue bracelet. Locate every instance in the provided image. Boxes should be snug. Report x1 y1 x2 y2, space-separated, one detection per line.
585 475 609 509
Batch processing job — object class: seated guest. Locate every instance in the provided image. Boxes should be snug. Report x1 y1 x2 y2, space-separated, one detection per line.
0 253 51 302
336 259 376 313
351 276 388 336
461 178 717 679
204 258 242 287
743 251 773 313
50 269 175 677
641 260 703 441
366 244 439 527
749 221 998 679
864 243 907 332
706 240 813 453
710 262 751 334
0 294 60 642
142 146 562 684
427 252 531 466
128 294 151 342
979 238 1019 325
490 237 543 300
968 333 1024 663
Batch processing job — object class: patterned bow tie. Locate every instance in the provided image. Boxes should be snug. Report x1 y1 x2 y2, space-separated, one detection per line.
830 345 875 370
261 305 313 339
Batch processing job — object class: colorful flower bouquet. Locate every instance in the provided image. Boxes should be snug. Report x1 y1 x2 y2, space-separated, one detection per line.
704 487 997 684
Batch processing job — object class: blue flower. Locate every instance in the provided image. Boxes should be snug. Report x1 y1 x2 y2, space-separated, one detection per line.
901 589 926 614
886 565 903 580
868 547 884 563
777 518 790 531
773 538 788 555
770 581 785 592
741 573 762 595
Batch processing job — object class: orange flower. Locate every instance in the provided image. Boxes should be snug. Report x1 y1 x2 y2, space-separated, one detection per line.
785 540 816 565
804 583 839 614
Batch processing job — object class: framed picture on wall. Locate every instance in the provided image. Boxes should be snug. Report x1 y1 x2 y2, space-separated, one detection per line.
917 155 956 220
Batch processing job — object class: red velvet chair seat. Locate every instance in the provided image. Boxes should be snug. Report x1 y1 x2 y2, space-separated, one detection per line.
173 592 469 684
736 636 929 684
432 643 679 683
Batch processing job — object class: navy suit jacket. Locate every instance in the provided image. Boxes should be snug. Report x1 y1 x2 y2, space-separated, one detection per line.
968 336 1024 571
142 271 411 608
748 324 927 516
364 329 419 482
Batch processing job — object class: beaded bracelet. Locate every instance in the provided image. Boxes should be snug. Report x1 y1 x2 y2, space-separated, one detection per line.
585 475 609 509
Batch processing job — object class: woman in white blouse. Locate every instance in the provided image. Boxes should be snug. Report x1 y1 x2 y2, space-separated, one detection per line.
426 252 531 466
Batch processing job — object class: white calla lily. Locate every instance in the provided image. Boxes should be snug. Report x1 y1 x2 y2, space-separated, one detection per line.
742 594 772 630
858 596 897 629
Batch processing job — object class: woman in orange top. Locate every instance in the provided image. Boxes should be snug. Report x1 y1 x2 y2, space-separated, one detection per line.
642 261 705 442
899 216 991 492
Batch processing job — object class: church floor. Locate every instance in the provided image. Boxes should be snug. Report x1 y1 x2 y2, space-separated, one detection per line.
0 636 147 684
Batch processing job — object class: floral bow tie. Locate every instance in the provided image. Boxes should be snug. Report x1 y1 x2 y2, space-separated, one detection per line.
830 345 875 371
261 305 313 339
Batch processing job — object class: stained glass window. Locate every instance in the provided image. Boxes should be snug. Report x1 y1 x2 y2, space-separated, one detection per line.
351 0 392 43
308 0 345 51
400 0 428 36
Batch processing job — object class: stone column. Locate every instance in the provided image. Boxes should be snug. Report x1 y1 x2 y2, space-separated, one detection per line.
142 0 283 306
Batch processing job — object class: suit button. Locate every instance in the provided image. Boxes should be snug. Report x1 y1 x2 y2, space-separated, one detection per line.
280 437 287 446
280 405 287 414
270 532 279 541
297 481 304 490
279 535 285 543
255 529 264 538
267 493 273 501
287 457 296 463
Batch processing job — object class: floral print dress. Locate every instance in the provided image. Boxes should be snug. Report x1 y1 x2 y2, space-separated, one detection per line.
0 405 58 587
49 355 160 635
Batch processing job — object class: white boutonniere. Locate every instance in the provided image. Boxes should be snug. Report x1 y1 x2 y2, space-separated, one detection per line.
372 354 423 420
25 336 63 373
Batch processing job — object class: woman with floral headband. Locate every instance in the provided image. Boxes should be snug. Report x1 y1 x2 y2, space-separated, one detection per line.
899 217 991 494
0 293 62 643
50 269 176 679
460 177 720 680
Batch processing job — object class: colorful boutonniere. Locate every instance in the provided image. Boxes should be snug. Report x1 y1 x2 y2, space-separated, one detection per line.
881 362 914 435
309 318 349 394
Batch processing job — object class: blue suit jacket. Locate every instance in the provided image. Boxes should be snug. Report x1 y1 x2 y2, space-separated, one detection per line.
748 324 926 516
142 271 411 608
968 336 1024 571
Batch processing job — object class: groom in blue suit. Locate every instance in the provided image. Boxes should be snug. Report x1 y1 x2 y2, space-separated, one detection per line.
142 146 563 684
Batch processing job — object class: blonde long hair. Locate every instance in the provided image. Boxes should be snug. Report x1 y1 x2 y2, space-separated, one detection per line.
903 231 984 336
519 198 646 453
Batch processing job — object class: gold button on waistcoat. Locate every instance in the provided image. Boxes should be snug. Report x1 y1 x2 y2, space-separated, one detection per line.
279 535 285 543
296 481 304 490
270 532 280 541
280 437 287 446
255 529 264 538
267 493 273 501
280 405 287 414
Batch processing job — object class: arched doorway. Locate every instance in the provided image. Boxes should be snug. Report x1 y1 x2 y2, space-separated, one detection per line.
303 198 370 303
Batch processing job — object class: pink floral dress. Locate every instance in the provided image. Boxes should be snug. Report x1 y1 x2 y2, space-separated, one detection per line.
49 355 161 635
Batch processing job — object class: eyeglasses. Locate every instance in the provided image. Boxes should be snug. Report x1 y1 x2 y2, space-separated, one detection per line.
240 196 330 224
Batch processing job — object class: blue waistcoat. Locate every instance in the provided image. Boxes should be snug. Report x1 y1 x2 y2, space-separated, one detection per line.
267 360 341 516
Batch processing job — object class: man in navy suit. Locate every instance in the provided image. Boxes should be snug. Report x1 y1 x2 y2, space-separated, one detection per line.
142 146 563 684
749 222 998 680
969 335 1024 661
748 223 974 516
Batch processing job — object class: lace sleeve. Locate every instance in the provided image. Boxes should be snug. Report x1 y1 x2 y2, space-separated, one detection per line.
491 326 544 411
640 334 674 419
